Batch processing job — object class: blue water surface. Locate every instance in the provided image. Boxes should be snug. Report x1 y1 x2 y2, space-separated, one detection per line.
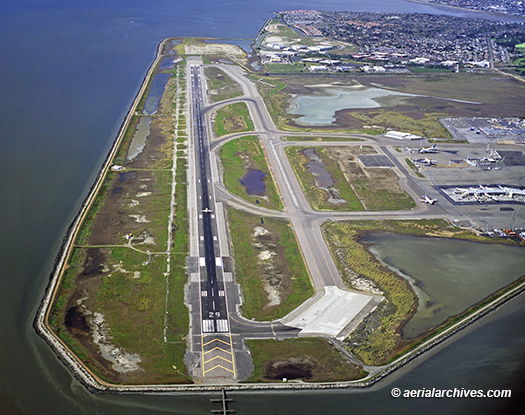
0 1 523 414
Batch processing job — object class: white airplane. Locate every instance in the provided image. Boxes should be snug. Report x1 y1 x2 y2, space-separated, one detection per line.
414 157 437 165
419 194 437 204
418 144 438 154
202 207 213 213
408 144 438 154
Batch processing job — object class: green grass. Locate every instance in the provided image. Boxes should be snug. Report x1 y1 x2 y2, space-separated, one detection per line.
285 146 363 211
251 77 291 131
245 338 363 382
214 102 254 136
204 67 243 103
348 110 452 139
227 208 313 321
219 136 282 210
409 67 454 73
93 248 190 383
264 64 306 74
405 158 425 178
282 136 363 141
515 42 525 51
47 63 192 384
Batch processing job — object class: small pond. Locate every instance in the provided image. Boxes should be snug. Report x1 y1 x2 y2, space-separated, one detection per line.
240 169 266 195
159 57 178 70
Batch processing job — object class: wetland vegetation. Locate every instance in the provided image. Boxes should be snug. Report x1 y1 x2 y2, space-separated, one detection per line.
218 136 282 210
285 145 415 211
255 73 525 138
214 102 254 136
226 207 313 321
323 219 525 365
48 61 191 384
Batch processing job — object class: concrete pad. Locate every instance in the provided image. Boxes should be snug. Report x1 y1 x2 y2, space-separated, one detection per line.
285 286 377 338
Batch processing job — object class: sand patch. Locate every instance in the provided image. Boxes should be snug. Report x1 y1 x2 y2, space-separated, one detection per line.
184 43 245 56
91 312 142 373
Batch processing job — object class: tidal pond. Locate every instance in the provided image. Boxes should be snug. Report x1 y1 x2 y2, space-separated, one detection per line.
360 232 525 338
126 116 151 160
159 57 178 69
143 72 170 115
289 86 415 126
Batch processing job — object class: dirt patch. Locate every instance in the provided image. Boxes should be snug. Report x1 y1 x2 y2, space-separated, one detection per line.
252 226 292 308
325 146 415 211
264 358 314 380
184 43 245 57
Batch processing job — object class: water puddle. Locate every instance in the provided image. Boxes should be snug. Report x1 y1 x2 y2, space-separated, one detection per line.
159 57 178 70
240 169 267 195
143 73 170 115
119 171 136 183
360 232 525 338
126 116 151 160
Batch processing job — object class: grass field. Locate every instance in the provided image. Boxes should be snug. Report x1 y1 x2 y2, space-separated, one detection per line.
281 136 363 141
405 158 425 178
347 110 451 138
204 67 243 103
214 102 254 136
285 146 363 211
245 338 363 382
264 64 306 74
227 208 313 321
515 42 525 51
218 136 282 210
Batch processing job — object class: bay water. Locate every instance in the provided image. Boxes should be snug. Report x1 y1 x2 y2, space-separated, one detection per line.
1 1 523 413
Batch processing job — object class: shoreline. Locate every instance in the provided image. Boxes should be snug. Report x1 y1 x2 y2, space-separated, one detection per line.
34 37 525 393
406 0 525 21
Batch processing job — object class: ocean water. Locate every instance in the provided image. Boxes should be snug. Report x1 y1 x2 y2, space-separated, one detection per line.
0 1 523 413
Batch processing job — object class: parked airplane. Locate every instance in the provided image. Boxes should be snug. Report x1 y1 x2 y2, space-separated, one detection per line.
419 194 437 204
407 144 438 154
418 144 438 153
414 157 437 165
